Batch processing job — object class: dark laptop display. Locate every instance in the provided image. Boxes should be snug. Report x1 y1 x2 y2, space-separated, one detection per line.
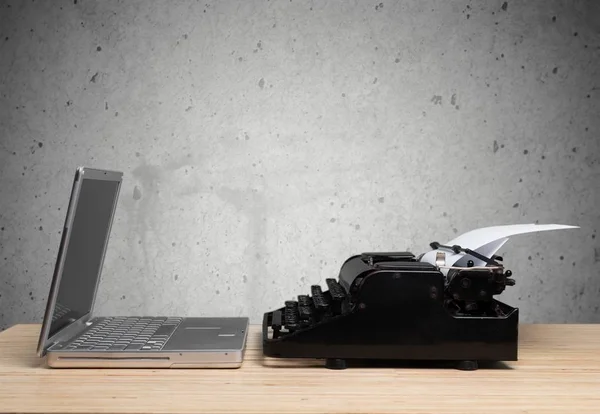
48 178 120 338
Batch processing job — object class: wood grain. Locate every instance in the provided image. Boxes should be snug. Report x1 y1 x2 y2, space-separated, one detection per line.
0 324 599 413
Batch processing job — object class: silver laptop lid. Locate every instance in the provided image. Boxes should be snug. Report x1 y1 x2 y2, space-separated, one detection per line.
37 167 123 356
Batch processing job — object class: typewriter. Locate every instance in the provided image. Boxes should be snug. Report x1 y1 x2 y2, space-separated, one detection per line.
262 250 517 370
262 224 576 370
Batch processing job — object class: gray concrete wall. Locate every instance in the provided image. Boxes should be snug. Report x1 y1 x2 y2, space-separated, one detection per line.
1 0 599 331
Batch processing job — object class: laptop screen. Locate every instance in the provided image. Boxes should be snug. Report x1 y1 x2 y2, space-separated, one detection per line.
48 176 120 339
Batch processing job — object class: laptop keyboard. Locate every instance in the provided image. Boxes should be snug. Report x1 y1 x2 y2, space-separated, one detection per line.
65 317 183 352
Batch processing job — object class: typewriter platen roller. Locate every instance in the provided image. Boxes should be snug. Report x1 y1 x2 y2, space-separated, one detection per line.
262 250 518 370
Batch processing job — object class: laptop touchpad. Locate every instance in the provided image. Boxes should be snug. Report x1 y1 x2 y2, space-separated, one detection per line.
162 318 247 351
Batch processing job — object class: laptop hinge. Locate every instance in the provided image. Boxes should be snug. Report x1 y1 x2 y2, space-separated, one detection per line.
44 314 94 354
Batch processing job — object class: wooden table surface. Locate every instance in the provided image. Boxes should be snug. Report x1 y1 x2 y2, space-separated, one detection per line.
0 324 599 413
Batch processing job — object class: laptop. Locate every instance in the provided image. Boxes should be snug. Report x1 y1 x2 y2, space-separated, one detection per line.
37 166 249 368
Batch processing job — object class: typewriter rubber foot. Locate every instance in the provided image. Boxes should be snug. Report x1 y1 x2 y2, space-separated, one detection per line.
456 360 478 371
325 358 347 370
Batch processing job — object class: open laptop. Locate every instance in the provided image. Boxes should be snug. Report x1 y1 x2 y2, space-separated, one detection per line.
37 166 249 368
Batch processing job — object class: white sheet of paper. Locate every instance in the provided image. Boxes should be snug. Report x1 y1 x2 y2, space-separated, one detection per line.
419 224 579 271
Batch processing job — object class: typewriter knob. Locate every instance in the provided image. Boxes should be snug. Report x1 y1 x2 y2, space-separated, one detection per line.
430 286 438 299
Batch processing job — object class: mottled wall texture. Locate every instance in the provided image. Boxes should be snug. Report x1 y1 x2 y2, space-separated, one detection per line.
1 0 599 331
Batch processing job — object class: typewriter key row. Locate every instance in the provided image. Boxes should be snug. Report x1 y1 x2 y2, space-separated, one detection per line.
284 301 299 330
311 285 330 310
298 295 314 321
270 278 347 335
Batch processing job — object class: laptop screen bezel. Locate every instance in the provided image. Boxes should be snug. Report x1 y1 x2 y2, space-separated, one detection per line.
36 167 123 357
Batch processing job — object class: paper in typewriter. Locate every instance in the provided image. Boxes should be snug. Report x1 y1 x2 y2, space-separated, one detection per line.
419 224 578 271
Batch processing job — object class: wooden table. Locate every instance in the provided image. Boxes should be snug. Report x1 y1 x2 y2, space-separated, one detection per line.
0 324 599 413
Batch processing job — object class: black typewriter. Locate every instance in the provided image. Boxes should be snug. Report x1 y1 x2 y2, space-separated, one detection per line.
262 245 518 370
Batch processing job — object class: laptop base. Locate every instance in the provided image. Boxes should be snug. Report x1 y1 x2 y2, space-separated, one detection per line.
45 316 249 368
46 351 246 369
